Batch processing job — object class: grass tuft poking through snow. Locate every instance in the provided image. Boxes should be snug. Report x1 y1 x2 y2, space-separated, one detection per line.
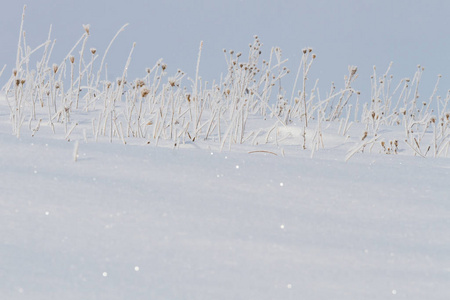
1 7 448 160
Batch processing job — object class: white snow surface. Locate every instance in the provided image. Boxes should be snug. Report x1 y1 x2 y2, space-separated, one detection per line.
1 116 449 299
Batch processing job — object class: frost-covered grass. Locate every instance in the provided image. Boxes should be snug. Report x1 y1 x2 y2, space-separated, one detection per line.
1 6 448 160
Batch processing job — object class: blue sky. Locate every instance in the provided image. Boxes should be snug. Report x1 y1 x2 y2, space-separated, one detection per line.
2 0 450 99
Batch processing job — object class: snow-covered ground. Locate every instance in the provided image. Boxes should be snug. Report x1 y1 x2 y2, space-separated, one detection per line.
0 9 449 297
1 113 449 299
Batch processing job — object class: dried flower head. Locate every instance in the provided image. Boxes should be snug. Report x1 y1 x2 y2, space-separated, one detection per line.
136 79 145 88
83 24 90 35
53 64 58 74
69 56 75 64
90 48 97 55
141 88 150 97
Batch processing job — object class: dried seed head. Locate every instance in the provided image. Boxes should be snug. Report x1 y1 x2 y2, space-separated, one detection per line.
53 64 58 74
20 79 26 85
371 111 376 119
302 49 307 54
161 64 167 71
90 48 97 55
430 116 436 123
186 93 191 102
83 24 90 35
146 68 151 74
168 77 176 87
141 88 150 97
55 82 60 89
136 79 145 88
13 69 17 77
312 54 316 59
362 131 368 141
15 79 20 86
69 56 75 64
